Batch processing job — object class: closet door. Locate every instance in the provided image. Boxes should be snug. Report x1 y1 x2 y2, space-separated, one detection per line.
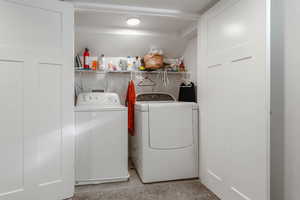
0 1 74 200
198 0 270 200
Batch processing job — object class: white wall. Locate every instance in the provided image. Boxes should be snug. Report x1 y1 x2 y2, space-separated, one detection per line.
75 72 185 104
75 31 188 58
75 29 197 104
271 0 300 200
183 36 198 84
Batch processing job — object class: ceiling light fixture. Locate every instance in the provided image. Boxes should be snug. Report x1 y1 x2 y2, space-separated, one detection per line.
126 18 141 26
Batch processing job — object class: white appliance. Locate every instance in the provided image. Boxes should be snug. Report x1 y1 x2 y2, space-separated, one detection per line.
131 93 198 183
75 93 128 185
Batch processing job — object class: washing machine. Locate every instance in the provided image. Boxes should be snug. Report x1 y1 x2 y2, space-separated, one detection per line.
131 92 198 183
75 92 128 185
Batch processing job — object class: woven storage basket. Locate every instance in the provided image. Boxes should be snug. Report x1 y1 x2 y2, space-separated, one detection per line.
144 54 163 69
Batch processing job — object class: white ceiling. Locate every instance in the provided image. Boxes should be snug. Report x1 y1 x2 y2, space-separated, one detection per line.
72 0 216 58
71 0 219 38
75 11 194 35
68 0 218 14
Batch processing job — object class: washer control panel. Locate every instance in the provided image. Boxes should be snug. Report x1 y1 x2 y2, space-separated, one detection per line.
77 93 121 106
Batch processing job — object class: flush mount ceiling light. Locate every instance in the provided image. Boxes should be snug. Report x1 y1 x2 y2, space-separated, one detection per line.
126 18 141 26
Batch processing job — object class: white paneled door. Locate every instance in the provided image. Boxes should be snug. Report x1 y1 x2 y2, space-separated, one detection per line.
0 0 74 200
198 0 270 200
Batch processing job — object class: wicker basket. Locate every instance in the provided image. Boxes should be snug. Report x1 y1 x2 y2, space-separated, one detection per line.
144 54 164 70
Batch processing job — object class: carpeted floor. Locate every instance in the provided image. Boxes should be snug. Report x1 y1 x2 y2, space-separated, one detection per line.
73 169 220 200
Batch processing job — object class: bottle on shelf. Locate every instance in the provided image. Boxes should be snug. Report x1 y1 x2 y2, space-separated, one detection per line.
100 54 106 71
127 56 134 71
179 59 186 72
83 48 90 69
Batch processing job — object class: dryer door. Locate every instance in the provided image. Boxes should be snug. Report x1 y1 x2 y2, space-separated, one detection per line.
148 103 194 149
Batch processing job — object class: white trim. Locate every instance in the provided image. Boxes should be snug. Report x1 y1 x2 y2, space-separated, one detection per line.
197 11 209 186
265 0 271 199
180 22 198 40
73 2 200 21
75 26 181 38
75 174 130 186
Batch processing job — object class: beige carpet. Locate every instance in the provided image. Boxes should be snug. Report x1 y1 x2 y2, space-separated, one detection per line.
73 169 219 200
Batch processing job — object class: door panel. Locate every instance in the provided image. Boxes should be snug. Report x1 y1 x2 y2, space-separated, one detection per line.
206 64 228 199
207 0 260 54
0 0 62 51
38 64 63 189
0 60 24 198
0 0 74 199
228 46 267 200
199 0 270 200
